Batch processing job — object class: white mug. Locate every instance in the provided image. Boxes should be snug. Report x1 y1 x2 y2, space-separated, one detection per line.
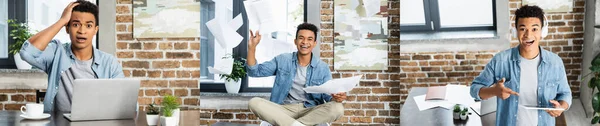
21 104 43 117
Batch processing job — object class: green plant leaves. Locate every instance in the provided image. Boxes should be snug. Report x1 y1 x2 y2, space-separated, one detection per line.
592 116 599 124
593 93 600 113
219 57 247 83
6 19 33 55
160 95 179 117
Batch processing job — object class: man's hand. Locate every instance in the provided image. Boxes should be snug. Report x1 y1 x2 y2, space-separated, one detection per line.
248 30 261 50
546 100 566 117
493 78 519 100
247 30 261 66
331 92 347 102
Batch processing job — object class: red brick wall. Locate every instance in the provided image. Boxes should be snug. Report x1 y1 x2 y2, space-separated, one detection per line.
199 0 401 125
115 0 200 110
399 0 585 105
0 90 37 110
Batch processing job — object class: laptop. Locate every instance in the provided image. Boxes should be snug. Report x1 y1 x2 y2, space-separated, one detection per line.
471 97 497 116
63 79 140 121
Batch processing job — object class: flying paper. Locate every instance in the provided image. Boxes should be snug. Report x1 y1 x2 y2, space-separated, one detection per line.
303 75 363 94
362 0 381 17
207 57 234 75
205 14 244 49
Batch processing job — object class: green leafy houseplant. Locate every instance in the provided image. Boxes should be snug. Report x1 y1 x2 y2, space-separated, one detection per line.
584 54 600 124
219 56 246 82
7 19 33 55
147 102 159 115
453 104 461 113
161 95 180 117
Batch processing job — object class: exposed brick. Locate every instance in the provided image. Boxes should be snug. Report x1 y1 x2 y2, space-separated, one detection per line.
132 70 146 77
122 61 149 69
141 80 169 87
10 95 25 102
159 89 173 96
166 52 194 59
174 89 188 97
136 52 163 59
170 80 199 88
0 95 7 101
152 61 180 68
145 89 158 96
213 113 233 119
5 104 25 110
184 98 199 105
174 42 188 50
116 15 132 22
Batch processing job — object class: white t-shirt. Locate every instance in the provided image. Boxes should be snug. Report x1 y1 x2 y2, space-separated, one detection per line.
517 54 540 126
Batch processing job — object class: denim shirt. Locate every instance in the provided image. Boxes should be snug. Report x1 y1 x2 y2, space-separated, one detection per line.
246 52 332 108
20 40 124 112
470 47 572 126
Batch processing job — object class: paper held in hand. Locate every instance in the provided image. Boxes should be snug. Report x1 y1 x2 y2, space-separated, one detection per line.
303 75 363 94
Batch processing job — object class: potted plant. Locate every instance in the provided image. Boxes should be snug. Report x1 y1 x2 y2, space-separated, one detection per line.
219 55 246 94
7 19 33 69
160 95 180 126
452 104 461 119
146 102 159 125
584 53 600 124
459 107 471 120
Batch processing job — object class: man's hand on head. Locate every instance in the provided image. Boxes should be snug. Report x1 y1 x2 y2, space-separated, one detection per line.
60 2 80 26
331 92 347 102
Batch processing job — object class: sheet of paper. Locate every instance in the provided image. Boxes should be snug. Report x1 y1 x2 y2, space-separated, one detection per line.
206 18 243 49
445 84 476 106
229 14 244 31
303 75 363 94
252 0 274 24
207 56 234 75
243 0 260 31
413 95 454 111
362 0 381 17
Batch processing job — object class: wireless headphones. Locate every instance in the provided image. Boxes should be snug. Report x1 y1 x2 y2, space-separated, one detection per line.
510 15 549 39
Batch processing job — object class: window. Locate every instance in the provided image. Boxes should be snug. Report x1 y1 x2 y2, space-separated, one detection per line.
200 0 305 92
0 0 25 68
0 0 7 59
400 0 496 32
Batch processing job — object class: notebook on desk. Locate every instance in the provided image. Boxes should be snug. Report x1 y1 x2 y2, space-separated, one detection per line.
425 86 447 100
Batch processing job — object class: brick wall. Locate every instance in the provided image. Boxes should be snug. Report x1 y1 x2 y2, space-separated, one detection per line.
116 0 200 110
0 89 37 110
199 0 401 125
399 0 585 105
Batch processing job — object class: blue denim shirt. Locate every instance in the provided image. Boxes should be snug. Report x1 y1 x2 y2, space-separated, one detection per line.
246 52 332 108
20 40 124 112
470 47 572 126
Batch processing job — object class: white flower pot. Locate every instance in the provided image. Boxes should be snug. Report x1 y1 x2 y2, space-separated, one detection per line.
225 80 241 94
146 114 159 125
160 116 177 126
13 53 31 69
173 108 180 126
453 112 460 119
460 114 468 120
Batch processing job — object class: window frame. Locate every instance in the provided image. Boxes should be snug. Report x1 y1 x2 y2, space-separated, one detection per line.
400 0 497 32
0 0 26 69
